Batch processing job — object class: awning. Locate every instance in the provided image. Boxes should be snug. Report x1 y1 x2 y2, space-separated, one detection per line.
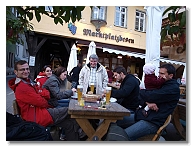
159 57 186 66
103 48 186 66
103 48 145 59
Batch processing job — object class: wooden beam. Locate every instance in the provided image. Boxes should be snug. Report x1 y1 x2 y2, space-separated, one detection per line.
62 40 70 54
34 37 47 53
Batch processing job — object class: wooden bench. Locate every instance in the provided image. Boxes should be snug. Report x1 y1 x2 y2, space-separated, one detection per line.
137 114 172 141
172 103 186 140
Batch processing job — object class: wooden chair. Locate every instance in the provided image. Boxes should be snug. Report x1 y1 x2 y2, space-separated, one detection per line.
137 114 172 141
12 99 58 138
13 99 21 116
172 103 186 140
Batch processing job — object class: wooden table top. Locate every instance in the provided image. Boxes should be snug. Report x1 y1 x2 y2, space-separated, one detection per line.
68 99 130 117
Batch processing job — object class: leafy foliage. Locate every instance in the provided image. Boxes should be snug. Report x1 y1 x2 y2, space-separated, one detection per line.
6 6 85 45
160 6 186 50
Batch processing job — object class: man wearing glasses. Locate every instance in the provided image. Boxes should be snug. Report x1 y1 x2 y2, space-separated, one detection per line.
8 60 81 141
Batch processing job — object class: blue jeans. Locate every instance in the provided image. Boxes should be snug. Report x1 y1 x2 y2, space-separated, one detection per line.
57 99 70 108
124 120 159 141
116 110 135 128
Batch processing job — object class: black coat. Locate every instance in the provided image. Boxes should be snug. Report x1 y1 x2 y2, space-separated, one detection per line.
137 79 180 127
111 74 140 111
70 66 81 82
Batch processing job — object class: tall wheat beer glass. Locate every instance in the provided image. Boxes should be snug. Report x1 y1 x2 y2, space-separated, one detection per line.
90 83 94 93
105 87 111 104
77 85 83 103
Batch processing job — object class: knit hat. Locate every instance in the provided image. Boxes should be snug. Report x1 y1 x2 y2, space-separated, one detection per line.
143 63 156 75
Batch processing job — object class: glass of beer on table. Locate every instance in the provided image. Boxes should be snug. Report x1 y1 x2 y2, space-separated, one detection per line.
90 83 94 93
105 87 111 104
77 85 83 103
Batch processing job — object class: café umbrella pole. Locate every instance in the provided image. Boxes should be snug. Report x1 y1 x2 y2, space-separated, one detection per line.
140 6 164 89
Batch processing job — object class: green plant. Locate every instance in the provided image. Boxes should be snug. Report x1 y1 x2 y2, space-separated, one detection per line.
6 6 86 45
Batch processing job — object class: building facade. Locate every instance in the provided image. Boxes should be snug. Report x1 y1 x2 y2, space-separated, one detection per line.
26 6 147 79
6 6 186 80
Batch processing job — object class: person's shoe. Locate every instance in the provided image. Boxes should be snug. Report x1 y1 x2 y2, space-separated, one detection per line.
60 133 66 141
78 128 87 139
142 109 148 117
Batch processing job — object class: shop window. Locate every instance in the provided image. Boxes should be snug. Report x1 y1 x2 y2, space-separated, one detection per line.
135 10 146 32
111 57 123 70
114 6 127 28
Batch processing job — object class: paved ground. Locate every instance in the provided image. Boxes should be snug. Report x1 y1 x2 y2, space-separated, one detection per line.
6 75 16 114
6 75 185 141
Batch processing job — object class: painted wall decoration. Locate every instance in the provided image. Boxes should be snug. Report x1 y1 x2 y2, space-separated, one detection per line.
68 22 77 35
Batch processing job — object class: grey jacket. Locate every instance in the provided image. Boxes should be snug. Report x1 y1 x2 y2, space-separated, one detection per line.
42 74 73 107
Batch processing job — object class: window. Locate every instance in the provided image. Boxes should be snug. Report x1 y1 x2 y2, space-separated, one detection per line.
135 10 146 32
92 6 107 20
11 7 18 17
7 52 14 68
111 57 123 70
23 41 29 58
45 6 53 12
114 6 127 28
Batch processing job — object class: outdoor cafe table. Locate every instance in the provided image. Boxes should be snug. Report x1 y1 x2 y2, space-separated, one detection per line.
68 99 130 141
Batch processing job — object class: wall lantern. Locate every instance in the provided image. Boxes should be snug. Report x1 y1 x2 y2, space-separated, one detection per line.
117 55 122 59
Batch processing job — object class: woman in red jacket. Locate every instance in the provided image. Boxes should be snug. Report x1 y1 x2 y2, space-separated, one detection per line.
35 65 52 88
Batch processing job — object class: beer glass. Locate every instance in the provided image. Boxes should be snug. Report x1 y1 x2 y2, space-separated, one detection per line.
79 98 85 107
77 85 83 103
105 87 111 104
90 83 94 93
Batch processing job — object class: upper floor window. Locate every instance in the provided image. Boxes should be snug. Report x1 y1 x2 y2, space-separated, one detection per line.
11 7 18 17
45 6 53 12
91 6 107 20
114 6 127 28
135 10 146 32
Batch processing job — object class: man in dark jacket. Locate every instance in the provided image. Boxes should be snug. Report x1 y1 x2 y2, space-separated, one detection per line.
108 66 140 128
124 63 180 140
69 63 82 89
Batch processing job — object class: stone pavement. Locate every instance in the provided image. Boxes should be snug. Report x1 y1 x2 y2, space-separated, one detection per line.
6 75 16 114
6 75 184 141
